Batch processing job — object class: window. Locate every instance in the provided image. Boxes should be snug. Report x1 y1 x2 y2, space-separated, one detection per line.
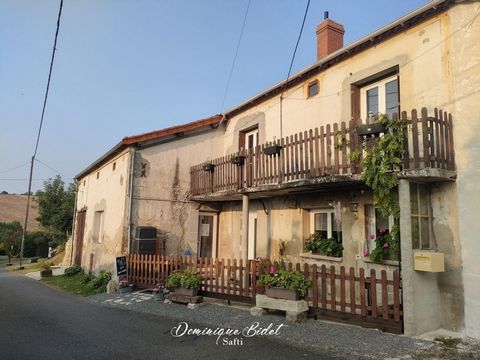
365 205 394 252
360 75 399 122
410 183 432 249
112 162 116 171
92 210 104 243
310 210 342 241
239 127 259 151
96 172 100 179
307 80 319 98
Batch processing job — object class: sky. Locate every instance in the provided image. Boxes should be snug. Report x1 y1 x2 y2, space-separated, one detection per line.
0 0 429 194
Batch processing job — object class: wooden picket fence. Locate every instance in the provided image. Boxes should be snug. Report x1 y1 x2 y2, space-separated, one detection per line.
127 254 403 333
190 107 454 196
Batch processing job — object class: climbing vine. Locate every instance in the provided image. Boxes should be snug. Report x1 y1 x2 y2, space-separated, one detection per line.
361 114 407 242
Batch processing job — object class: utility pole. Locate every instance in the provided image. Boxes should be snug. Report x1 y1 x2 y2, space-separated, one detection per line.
19 156 35 269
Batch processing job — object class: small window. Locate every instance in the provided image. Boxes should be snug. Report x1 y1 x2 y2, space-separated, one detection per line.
83 180 86 186
307 81 319 98
410 183 432 249
112 162 116 171
96 172 100 179
310 209 342 242
92 210 104 243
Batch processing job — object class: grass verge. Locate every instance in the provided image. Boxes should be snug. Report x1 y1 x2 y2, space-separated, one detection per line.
41 273 106 297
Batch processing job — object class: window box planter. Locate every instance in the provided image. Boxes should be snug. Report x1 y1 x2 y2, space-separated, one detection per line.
202 163 215 172
154 289 168 301
230 155 246 165
265 287 300 301
263 144 282 156
40 269 52 278
174 287 198 296
356 124 387 137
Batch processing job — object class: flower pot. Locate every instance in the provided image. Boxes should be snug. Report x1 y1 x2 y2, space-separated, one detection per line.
355 124 387 137
265 287 299 301
174 287 198 296
263 145 282 156
202 164 215 172
118 285 133 293
154 290 166 301
40 269 52 278
230 155 246 165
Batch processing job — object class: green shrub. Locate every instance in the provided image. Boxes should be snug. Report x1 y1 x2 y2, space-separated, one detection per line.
89 270 112 289
166 269 201 289
258 268 311 297
81 273 94 284
304 232 343 257
64 265 83 277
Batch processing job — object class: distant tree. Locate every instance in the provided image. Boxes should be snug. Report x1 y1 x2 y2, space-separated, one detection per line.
0 221 23 263
35 176 76 243
0 191 8 195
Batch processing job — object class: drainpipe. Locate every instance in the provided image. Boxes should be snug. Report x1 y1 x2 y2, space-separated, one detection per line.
242 194 249 262
69 180 79 266
126 148 136 254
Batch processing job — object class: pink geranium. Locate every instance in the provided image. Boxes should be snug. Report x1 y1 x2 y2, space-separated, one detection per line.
383 242 389 248
379 228 386 234
269 266 275 274
363 250 369 257
369 234 375 240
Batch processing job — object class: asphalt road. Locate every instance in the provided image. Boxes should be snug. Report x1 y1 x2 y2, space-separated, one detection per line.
0 266 340 360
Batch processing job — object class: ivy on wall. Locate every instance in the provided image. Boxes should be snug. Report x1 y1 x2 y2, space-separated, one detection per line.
361 114 407 247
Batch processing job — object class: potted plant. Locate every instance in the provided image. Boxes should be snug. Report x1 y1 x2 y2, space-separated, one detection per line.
40 261 53 278
118 278 133 293
355 114 389 138
230 154 246 165
304 232 343 257
166 269 201 296
257 267 311 301
367 228 400 263
263 139 282 156
153 282 169 301
202 160 215 172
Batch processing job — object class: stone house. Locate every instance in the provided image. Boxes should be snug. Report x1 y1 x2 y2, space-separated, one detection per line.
64 0 480 338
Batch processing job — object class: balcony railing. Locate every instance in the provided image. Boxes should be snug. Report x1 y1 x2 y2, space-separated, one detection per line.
190 108 455 197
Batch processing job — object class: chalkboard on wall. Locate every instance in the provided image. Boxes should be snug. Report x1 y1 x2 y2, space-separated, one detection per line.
116 256 127 276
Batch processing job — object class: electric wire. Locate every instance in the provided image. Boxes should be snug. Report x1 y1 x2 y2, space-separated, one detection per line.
220 0 251 113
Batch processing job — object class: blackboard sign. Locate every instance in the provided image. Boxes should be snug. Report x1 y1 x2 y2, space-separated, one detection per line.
116 256 127 277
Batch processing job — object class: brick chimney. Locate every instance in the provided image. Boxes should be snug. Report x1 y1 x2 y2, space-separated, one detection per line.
316 11 345 61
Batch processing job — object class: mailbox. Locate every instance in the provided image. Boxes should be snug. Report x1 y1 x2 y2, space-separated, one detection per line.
414 251 445 272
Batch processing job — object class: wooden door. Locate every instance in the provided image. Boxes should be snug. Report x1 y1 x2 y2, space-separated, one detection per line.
74 210 86 266
197 214 217 258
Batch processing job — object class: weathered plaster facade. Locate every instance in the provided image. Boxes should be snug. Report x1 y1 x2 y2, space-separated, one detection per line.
68 0 479 338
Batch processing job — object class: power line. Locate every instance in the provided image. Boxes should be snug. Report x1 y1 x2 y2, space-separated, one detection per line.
20 0 64 269
33 0 64 158
35 158 68 178
0 161 30 175
220 0 251 113
279 0 311 139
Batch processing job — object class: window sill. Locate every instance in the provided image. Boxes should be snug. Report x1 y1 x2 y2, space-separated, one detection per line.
300 253 343 262
362 258 400 266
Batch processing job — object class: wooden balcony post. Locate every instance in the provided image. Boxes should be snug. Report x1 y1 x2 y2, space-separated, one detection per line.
241 194 249 262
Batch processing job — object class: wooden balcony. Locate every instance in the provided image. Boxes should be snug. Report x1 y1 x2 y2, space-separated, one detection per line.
190 108 455 200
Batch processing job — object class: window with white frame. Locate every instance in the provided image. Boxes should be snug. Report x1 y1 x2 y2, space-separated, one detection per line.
92 210 104 244
364 205 394 252
310 210 342 242
360 75 399 122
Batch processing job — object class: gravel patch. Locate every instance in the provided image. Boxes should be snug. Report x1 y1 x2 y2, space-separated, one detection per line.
86 291 433 359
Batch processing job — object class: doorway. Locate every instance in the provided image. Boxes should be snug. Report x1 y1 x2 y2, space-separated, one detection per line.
197 213 218 258
74 210 86 266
